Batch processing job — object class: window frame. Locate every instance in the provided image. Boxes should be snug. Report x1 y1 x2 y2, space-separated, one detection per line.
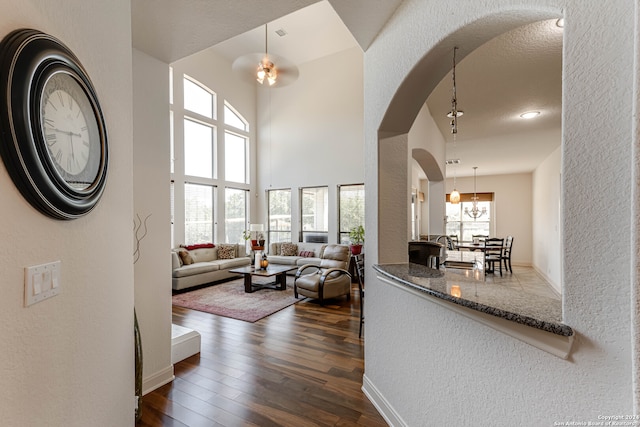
267 188 292 244
445 192 494 241
170 70 251 246
299 186 329 243
338 183 365 244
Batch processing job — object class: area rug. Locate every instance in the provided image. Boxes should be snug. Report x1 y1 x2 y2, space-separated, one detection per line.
172 276 304 322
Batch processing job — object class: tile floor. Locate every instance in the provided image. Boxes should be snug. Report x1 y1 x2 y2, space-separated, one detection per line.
484 265 561 300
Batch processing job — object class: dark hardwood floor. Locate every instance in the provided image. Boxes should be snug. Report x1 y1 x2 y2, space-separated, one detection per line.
137 283 387 427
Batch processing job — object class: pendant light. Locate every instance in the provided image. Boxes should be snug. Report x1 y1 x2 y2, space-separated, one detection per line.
449 47 461 204
464 166 487 219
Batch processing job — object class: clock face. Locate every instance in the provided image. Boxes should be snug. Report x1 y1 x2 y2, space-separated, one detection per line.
41 72 100 189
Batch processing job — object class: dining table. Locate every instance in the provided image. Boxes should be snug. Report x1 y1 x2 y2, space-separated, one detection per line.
443 249 484 273
455 242 486 251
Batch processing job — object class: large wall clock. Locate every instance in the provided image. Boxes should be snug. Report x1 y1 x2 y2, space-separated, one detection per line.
0 28 108 220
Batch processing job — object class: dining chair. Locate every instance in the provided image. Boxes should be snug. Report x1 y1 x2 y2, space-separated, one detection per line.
472 234 489 243
501 236 514 273
435 235 456 251
484 237 504 276
352 253 365 338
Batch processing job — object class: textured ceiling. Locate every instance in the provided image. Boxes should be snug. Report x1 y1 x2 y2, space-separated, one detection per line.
427 19 563 177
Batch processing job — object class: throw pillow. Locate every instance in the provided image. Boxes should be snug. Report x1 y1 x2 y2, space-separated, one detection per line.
178 250 194 265
299 250 315 258
217 244 236 259
183 243 215 250
281 243 298 256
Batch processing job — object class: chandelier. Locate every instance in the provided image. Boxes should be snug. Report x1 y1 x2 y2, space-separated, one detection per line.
449 47 462 204
465 166 487 219
257 24 277 86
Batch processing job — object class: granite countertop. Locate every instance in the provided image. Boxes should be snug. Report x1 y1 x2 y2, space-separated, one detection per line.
373 263 573 337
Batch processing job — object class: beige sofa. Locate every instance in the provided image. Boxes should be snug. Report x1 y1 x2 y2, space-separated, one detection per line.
267 242 328 275
171 244 251 291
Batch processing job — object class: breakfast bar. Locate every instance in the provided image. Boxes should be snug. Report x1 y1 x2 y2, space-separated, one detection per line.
373 262 574 358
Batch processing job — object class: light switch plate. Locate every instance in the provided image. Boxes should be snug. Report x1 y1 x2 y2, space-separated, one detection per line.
24 261 61 307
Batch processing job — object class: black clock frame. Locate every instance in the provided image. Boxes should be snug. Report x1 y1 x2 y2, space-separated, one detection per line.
0 28 108 220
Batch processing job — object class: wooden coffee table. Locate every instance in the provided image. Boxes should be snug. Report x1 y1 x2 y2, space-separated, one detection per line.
228 264 297 293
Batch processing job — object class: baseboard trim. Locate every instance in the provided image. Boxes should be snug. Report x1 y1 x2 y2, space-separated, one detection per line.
362 374 408 427
532 265 562 296
142 365 174 396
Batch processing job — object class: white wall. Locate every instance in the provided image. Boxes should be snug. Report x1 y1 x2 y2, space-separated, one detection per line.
408 103 447 236
533 146 562 291
364 1 636 425
132 49 174 393
446 172 533 266
256 47 364 241
0 1 134 425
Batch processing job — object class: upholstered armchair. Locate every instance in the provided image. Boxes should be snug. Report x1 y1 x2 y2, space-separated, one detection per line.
294 244 352 305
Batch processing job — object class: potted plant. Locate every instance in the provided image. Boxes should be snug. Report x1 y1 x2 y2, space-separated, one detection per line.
257 232 265 248
349 225 364 255
242 229 255 249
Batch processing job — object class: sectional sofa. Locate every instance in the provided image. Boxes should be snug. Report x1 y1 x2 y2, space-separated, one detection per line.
171 243 251 291
267 242 327 274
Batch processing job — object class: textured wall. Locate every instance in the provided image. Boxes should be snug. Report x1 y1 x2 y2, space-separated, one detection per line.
364 0 635 425
0 1 134 425
132 49 173 393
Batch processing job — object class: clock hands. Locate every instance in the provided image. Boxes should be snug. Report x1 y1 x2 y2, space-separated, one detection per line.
51 127 82 138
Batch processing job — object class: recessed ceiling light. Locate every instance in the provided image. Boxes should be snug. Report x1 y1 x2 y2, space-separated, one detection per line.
445 159 461 165
520 111 540 119
556 18 565 28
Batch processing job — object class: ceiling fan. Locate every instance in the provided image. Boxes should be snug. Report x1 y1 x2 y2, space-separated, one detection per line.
232 24 299 88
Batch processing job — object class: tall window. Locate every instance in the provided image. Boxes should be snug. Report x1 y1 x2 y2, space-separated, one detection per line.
338 184 365 244
170 72 251 246
185 183 214 244
268 189 292 243
223 102 249 184
446 193 493 241
184 118 214 178
300 186 328 243
224 103 248 131
224 132 247 183
184 77 215 119
225 188 247 244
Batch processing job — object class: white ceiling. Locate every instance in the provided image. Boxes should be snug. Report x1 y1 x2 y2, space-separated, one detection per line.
131 1 563 179
131 0 402 64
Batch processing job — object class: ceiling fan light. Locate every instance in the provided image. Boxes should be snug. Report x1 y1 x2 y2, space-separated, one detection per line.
256 67 266 83
257 59 277 85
